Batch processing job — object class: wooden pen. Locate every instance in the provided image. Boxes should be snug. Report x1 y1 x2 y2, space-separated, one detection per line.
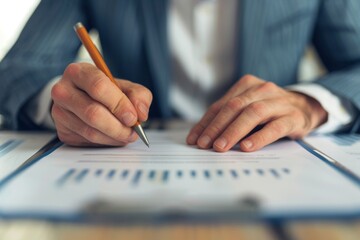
74 22 149 147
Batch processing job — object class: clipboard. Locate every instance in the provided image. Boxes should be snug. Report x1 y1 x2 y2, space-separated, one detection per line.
0 131 360 221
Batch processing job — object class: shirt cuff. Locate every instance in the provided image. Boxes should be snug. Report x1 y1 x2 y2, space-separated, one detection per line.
25 76 60 129
286 83 356 133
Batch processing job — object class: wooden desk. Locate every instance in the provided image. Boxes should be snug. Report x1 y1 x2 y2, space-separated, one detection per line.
1 220 360 240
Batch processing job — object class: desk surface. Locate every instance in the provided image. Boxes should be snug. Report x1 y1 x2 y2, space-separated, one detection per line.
1 220 360 240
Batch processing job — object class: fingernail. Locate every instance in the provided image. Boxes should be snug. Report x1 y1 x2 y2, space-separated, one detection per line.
242 140 253 149
214 137 227 149
121 112 136 126
198 135 211 148
138 103 148 115
187 133 198 144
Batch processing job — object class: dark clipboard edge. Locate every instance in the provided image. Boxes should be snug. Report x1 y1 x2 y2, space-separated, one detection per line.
297 139 360 185
0 136 63 190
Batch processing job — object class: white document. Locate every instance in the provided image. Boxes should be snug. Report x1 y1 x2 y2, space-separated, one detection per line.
0 130 360 218
0 131 54 181
304 134 360 178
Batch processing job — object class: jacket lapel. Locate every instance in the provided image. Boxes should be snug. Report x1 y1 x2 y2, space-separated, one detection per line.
237 0 267 79
140 0 171 118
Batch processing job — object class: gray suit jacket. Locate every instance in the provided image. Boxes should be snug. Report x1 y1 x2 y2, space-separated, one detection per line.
0 0 360 131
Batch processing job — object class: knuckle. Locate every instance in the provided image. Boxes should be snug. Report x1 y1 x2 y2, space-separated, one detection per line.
130 85 153 102
135 85 152 100
268 121 286 135
83 104 102 126
247 102 267 119
191 125 204 137
253 134 267 147
287 112 311 139
288 120 296 133
240 74 263 85
260 81 278 92
51 83 68 102
242 74 255 81
197 122 208 133
89 75 109 99
209 101 222 113
63 63 80 79
301 114 312 130
221 130 240 145
303 117 312 130
291 111 309 130
144 88 153 102
193 119 210 134
205 124 223 137
224 97 245 112
114 129 133 142
240 74 255 85
82 126 99 143
270 118 296 136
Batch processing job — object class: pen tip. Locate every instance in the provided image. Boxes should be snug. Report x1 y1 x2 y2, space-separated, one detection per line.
144 138 150 148
133 124 150 148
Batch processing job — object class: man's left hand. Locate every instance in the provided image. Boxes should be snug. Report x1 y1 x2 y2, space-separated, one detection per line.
186 75 328 152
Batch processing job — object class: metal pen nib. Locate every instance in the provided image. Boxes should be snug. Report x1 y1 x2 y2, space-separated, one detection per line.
133 123 150 147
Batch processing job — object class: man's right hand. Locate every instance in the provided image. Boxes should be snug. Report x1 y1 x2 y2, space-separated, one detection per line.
51 63 152 147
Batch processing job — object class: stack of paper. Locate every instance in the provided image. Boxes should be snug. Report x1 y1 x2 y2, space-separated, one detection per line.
0 131 359 219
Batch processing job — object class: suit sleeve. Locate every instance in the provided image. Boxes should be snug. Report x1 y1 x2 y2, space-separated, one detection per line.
0 0 89 130
313 0 360 133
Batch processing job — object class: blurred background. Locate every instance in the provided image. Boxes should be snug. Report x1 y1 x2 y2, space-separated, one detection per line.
0 0 40 61
0 0 99 64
